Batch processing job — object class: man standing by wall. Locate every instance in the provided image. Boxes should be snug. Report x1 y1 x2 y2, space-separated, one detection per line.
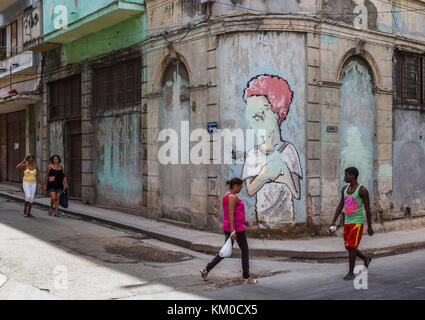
329 167 374 280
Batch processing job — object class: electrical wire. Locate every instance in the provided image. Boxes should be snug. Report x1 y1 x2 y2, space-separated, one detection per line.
162 10 212 46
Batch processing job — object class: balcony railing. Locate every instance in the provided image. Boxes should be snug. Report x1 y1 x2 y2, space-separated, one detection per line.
0 51 41 79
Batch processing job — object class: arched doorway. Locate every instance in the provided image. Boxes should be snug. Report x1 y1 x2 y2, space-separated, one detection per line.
338 57 376 209
159 59 192 223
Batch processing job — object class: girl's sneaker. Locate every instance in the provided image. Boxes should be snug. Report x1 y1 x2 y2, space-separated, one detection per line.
243 277 258 284
200 268 209 281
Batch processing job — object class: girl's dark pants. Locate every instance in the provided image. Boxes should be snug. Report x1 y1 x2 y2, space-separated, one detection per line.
206 230 250 279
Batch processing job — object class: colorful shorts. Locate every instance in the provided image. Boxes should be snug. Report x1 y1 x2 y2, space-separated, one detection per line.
343 223 364 249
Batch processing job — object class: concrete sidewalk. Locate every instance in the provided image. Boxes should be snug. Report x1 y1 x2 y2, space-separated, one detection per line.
1 183 425 260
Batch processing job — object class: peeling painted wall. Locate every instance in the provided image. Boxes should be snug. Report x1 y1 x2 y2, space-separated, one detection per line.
49 121 65 167
159 60 192 222
146 0 318 33
339 59 375 207
322 0 375 30
392 2 425 38
213 0 318 15
146 0 206 34
321 0 424 36
95 111 143 209
393 110 425 210
64 14 146 66
217 32 306 228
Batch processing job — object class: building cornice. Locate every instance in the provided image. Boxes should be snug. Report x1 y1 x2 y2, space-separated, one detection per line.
142 14 425 51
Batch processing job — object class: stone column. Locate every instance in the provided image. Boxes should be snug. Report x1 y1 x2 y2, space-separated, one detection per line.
374 90 393 220
306 31 322 224
206 34 220 231
81 64 96 204
318 81 342 226
145 92 161 219
189 85 209 229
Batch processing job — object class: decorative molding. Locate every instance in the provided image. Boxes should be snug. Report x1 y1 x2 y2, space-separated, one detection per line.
143 91 161 99
187 82 213 91
318 80 342 88
394 44 425 55
373 88 393 95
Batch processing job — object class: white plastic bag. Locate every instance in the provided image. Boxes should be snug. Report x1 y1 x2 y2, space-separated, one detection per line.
219 231 235 258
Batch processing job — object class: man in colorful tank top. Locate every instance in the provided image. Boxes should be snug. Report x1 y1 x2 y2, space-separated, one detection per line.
329 167 374 280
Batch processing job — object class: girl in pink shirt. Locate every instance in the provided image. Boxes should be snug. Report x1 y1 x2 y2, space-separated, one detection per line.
201 178 258 284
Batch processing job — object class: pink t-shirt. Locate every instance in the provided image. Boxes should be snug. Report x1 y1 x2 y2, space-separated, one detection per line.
222 192 246 232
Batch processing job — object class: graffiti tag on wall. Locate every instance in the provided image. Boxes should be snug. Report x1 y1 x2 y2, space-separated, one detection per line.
241 75 303 227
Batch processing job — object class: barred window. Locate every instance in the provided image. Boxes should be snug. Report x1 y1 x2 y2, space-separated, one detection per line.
94 58 141 113
49 75 81 121
394 51 425 107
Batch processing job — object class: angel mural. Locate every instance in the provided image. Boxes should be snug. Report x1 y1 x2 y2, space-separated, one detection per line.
242 74 303 227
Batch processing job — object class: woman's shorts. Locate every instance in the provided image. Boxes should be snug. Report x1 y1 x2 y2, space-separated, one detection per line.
49 189 63 194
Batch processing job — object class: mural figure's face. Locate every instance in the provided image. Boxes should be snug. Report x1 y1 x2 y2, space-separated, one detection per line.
245 96 279 139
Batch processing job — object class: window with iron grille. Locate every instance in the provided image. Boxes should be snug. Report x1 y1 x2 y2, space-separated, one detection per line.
394 51 425 108
94 58 141 113
49 75 81 121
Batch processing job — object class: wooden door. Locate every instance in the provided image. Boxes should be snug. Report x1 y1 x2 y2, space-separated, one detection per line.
66 120 82 199
7 111 26 182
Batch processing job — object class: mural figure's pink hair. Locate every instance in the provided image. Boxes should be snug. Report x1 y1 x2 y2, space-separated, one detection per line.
243 74 294 125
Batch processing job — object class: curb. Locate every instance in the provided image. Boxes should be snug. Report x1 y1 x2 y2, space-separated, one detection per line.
1 191 425 261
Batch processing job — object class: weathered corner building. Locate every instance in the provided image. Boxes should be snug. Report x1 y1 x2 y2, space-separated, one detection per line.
6 0 424 237
141 0 425 235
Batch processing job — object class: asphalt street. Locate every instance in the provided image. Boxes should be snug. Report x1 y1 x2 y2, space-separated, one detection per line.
0 197 424 300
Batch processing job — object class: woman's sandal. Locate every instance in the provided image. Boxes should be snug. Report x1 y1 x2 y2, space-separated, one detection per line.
48 208 53 216
200 268 209 281
243 277 258 284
